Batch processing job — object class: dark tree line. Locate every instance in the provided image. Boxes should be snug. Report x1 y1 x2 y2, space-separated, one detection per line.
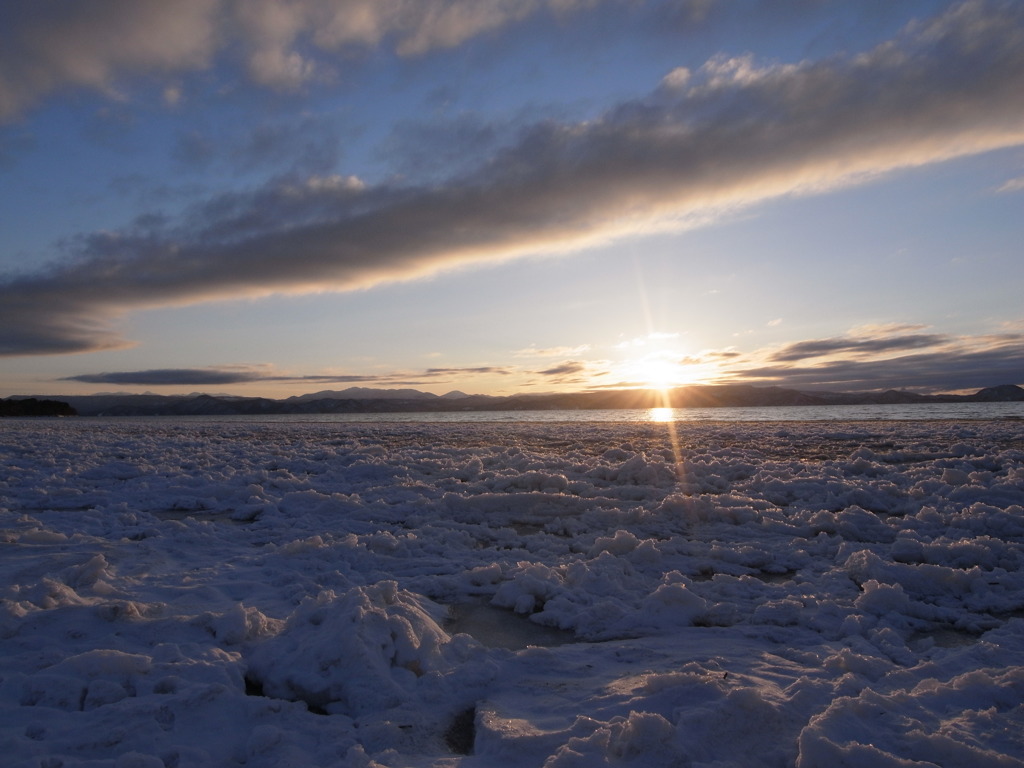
0 398 77 417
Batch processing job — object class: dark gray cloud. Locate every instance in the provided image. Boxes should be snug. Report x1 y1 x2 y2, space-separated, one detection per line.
63 369 269 386
768 333 950 363
4 1 1024 357
537 361 589 377
723 332 1024 392
61 365 514 387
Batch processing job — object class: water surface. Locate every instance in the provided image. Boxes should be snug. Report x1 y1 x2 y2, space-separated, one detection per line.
87 401 1024 424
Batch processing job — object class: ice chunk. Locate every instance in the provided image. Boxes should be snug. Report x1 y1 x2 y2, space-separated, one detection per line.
247 582 451 716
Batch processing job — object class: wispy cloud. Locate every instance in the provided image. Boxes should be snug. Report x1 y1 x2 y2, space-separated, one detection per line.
996 176 1024 193
514 344 592 358
680 348 742 366
422 366 513 377
4 1 1024 357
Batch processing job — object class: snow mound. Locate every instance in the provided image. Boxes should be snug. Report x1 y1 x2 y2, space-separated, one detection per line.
798 666 1024 768
248 582 454 716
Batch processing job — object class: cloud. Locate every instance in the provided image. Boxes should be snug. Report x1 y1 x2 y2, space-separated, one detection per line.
0 0 220 122
309 0 598 58
4 1 1024 356
514 345 592 358
767 332 950 363
680 348 741 366
62 364 516 388
717 329 1024 392
423 366 513 376
529 359 611 388
0 0 601 122
62 328 1024 393
63 368 271 387
996 176 1024 193
163 83 184 107
536 361 589 377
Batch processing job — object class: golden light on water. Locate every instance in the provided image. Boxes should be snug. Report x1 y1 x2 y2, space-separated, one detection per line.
648 406 675 422
612 319 710 483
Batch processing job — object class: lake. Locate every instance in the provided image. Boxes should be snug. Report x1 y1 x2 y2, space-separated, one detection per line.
76 400 1024 424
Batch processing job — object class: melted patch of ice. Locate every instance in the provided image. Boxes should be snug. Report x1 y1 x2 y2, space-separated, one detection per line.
446 600 576 650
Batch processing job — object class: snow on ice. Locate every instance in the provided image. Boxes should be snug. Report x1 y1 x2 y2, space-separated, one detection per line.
1 418 1023 767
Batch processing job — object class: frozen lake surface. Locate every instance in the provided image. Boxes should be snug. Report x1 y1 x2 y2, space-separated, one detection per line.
2 418 1023 766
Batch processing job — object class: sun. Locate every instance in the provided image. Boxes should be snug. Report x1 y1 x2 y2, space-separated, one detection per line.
620 352 703 392
628 356 679 391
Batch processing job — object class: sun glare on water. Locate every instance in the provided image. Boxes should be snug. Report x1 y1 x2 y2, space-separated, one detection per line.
649 407 675 422
617 350 707 444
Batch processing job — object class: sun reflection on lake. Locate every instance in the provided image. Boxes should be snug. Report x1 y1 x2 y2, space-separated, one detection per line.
648 407 674 422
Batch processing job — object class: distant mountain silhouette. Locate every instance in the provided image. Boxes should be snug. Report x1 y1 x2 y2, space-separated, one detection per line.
287 387 442 402
440 390 475 399
974 384 1024 402
10 383 1022 417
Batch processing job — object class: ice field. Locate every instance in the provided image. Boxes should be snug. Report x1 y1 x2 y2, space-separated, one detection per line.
2 417 1023 767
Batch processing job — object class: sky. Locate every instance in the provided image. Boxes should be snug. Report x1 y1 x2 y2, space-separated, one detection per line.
1 0 1023 400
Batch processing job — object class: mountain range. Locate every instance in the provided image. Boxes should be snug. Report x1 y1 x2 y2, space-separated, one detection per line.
5 384 1023 417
